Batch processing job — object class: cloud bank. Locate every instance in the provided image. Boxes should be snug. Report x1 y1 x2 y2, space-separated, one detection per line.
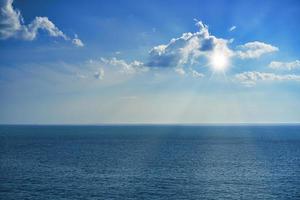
87 21 285 84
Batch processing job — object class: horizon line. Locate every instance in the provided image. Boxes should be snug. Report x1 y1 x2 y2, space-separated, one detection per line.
1 122 300 126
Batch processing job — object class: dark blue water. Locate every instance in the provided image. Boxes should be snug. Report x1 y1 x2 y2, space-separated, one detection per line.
0 125 300 200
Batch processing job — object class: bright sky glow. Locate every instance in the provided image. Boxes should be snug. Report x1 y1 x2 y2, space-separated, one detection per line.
209 51 230 72
0 0 300 124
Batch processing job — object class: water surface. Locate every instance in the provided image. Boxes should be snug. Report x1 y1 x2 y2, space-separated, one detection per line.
0 125 299 199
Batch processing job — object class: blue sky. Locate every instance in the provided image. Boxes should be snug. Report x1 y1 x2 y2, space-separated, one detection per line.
0 0 300 124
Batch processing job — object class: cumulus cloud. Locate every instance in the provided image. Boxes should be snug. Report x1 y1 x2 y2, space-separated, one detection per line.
94 68 104 80
235 71 300 86
229 26 236 32
94 21 281 82
0 0 82 46
147 21 233 68
146 21 278 69
0 0 21 39
269 60 300 70
235 41 278 59
100 57 148 74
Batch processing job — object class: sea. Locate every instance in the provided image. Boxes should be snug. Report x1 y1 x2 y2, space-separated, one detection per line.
0 125 300 200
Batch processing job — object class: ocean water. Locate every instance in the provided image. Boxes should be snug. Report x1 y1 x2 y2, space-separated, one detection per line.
0 125 300 200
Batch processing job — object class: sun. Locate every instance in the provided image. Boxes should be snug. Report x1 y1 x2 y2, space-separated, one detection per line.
209 51 230 72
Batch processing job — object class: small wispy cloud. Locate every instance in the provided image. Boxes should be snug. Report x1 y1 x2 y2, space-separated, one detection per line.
235 71 300 86
190 69 204 78
72 34 84 47
269 60 300 70
101 57 148 74
229 26 236 32
235 41 278 59
94 68 104 80
76 73 87 79
174 67 186 76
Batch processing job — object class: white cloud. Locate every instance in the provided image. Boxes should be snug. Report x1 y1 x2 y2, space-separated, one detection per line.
22 16 68 41
95 22 280 81
229 26 236 32
72 34 84 47
94 68 104 80
100 57 148 74
0 0 82 46
0 0 21 39
235 41 278 59
76 74 87 79
235 71 300 86
269 60 300 70
147 21 233 68
190 69 204 78
146 21 279 70
174 67 186 76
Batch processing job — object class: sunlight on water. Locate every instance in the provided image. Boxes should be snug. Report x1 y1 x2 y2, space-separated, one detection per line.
1 125 300 199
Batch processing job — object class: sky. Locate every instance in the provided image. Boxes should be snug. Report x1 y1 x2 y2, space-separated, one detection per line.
0 0 300 124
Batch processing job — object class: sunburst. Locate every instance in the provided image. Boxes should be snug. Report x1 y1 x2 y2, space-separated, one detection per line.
209 51 230 72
